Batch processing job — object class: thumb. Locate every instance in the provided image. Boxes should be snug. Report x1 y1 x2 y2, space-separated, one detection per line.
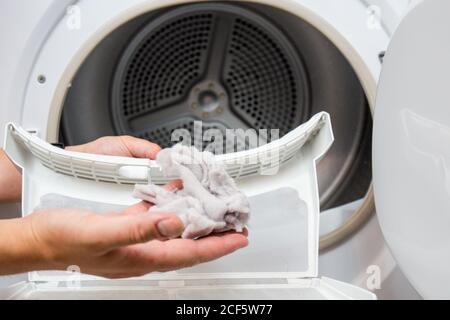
92 213 184 251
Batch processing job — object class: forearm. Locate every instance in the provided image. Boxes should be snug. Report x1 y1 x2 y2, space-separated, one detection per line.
0 149 22 203
0 217 47 275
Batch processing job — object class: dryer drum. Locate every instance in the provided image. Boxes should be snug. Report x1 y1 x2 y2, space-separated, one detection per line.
111 4 309 151
61 2 372 210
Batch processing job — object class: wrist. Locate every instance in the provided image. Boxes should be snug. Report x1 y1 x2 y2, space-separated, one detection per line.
0 150 22 203
0 217 55 275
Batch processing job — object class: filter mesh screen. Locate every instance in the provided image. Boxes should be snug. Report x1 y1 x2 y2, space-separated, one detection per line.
120 13 213 118
224 18 300 135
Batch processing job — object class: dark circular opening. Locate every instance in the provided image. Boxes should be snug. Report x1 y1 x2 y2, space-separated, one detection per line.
60 1 372 209
110 3 309 146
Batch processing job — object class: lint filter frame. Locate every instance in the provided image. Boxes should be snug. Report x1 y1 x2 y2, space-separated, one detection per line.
4 112 333 283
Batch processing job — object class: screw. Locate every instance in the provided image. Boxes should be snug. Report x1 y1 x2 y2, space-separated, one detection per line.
194 87 200 93
216 106 224 114
378 51 386 64
37 75 46 84
208 82 214 89
191 102 198 110
219 92 226 100
202 112 209 118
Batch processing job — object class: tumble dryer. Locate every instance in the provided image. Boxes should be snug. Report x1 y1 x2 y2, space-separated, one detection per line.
1 0 446 299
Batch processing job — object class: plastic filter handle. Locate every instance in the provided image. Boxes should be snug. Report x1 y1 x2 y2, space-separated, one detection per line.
118 166 150 180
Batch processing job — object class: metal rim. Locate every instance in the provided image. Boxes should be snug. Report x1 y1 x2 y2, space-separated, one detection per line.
320 187 375 251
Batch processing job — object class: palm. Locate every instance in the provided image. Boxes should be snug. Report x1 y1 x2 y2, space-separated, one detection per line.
54 136 248 278
30 206 247 278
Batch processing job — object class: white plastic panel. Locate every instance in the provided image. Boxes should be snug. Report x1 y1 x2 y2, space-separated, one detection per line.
7 112 326 185
4 278 375 300
373 0 450 299
4 112 333 281
33 188 309 278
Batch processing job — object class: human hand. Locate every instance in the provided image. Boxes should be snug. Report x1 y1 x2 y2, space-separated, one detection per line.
0 136 249 277
66 135 161 160
10 194 248 278
0 136 161 204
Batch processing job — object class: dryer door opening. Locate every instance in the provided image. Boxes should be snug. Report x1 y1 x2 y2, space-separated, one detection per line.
59 1 373 222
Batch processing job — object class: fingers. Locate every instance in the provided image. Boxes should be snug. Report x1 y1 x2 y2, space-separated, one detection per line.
164 179 183 192
172 232 248 267
67 135 161 160
126 232 248 272
122 201 153 215
88 213 184 252
123 180 184 215
119 136 161 160
209 228 249 238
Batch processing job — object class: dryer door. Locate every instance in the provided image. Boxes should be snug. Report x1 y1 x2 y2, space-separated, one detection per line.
373 0 450 299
